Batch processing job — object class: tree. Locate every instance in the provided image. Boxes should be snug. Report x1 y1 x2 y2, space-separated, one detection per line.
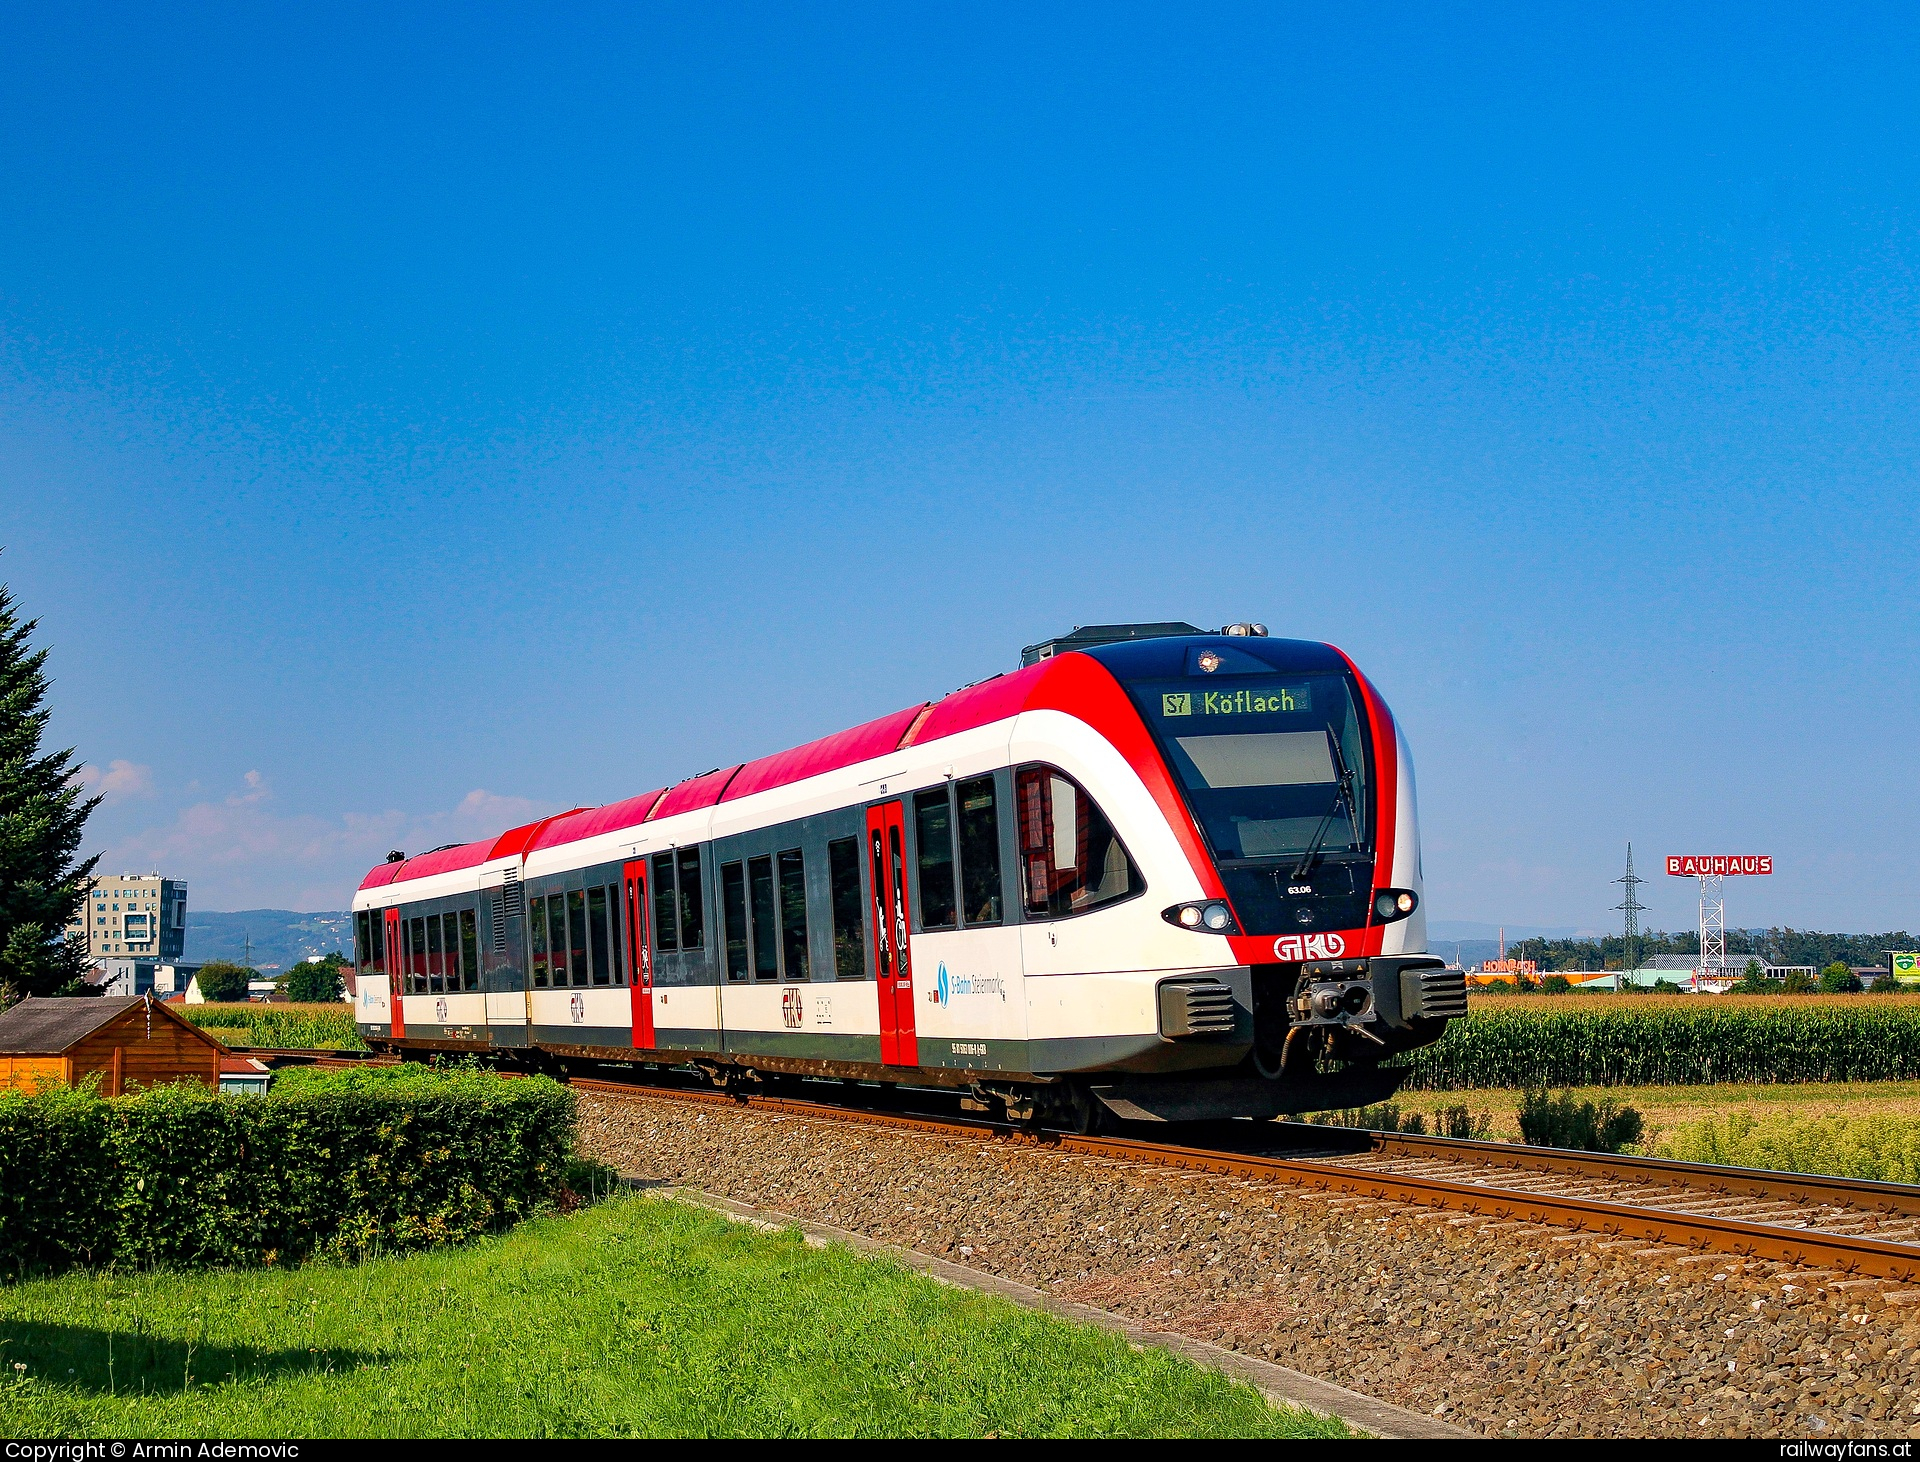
1819 961 1862 994
1540 974 1573 995
1735 957 1775 994
0 559 101 1007
284 952 347 1003
1781 968 1817 994
195 961 255 1002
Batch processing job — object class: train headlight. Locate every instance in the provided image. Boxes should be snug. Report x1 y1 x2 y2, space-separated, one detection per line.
1373 889 1419 921
1162 900 1239 934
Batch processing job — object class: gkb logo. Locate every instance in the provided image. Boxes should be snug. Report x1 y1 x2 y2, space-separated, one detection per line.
936 962 950 1006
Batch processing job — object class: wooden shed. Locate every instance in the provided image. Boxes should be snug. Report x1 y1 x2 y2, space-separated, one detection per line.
0 995 227 1094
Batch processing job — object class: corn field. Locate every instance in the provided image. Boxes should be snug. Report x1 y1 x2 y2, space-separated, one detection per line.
1393 1001 1920 1089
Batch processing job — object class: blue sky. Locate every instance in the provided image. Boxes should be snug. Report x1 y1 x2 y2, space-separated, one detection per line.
2 3 1916 930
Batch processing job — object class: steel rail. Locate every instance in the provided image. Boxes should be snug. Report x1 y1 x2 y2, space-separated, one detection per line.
1268 1122 1920 1217
575 1078 1920 1284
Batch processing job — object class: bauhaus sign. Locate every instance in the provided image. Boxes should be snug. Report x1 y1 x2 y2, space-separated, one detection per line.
1666 856 1773 876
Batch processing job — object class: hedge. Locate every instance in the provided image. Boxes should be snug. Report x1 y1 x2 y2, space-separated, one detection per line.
0 1066 574 1277
1392 1002 1920 1089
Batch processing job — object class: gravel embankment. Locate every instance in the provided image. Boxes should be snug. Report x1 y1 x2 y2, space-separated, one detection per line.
578 1090 1920 1439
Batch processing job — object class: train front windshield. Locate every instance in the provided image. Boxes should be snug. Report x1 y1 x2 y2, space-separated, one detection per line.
1125 650 1371 864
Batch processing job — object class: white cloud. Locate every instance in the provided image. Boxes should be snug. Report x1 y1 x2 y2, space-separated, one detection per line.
75 759 155 804
92 776 557 910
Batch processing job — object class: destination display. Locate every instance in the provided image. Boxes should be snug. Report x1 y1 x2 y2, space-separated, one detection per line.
1160 684 1311 718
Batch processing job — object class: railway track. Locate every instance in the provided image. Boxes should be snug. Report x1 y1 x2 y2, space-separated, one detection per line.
573 1075 1920 1291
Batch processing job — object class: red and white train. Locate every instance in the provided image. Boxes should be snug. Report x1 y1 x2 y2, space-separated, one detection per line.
351 622 1464 1123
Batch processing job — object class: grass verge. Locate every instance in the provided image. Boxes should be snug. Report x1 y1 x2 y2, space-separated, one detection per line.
0 1194 1345 1439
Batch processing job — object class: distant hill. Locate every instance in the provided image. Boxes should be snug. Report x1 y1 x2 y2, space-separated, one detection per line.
186 910 352 972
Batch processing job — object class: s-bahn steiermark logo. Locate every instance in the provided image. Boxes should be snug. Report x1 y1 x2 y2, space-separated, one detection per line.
1274 933 1347 961
936 962 950 1005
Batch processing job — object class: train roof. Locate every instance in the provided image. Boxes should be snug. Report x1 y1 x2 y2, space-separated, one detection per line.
356 632 1345 892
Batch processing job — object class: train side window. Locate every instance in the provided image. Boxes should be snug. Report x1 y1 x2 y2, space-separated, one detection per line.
459 908 480 991
587 886 612 987
409 916 428 995
607 885 627 987
914 788 957 931
426 913 445 994
370 911 384 974
721 861 749 981
828 837 864 979
355 911 371 972
651 852 678 952
956 775 1003 926
677 846 704 949
530 895 550 987
778 848 809 981
549 894 568 984
567 888 589 986
748 854 778 981
1015 765 1143 919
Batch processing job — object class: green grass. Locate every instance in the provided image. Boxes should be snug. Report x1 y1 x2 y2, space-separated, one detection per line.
179 1004 364 1051
1654 1111 1920 1183
0 1195 1343 1439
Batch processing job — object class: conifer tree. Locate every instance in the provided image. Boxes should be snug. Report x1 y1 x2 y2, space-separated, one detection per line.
0 557 101 1004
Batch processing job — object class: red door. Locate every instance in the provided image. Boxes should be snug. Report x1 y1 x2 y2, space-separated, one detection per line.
867 801 917 1067
384 907 405 1038
624 858 654 1050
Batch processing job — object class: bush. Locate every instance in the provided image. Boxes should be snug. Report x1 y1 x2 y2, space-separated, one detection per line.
1517 1089 1643 1152
1657 1111 1920 1183
283 953 347 1003
1394 1000 1920 1089
1819 962 1863 994
194 961 254 1002
1540 975 1572 995
1782 969 1817 993
1303 1102 1493 1141
0 1066 574 1275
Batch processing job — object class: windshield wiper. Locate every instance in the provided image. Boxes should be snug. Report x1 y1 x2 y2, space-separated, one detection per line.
1289 728 1357 881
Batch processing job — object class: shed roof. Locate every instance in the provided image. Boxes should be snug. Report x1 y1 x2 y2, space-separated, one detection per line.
0 996 155 1054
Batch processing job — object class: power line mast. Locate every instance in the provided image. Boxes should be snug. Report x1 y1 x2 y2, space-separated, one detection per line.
1613 843 1646 978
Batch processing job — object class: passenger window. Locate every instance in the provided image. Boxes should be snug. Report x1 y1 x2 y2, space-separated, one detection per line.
409 917 427 995
587 886 612 987
914 788 957 931
459 908 479 991
530 896 550 988
722 861 749 981
567 888 589 986
956 775 1003 926
355 911 371 971
369 912 384 974
1015 765 1143 919
426 913 445 994
677 847 704 949
652 852 678 952
828 836 864 979
607 885 627 987
778 849 809 981
748 854 778 980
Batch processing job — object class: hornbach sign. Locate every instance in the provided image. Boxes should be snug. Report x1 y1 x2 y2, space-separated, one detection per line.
1666 856 1773 876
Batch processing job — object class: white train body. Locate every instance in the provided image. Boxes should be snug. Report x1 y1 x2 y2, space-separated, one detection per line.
351 629 1464 1120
